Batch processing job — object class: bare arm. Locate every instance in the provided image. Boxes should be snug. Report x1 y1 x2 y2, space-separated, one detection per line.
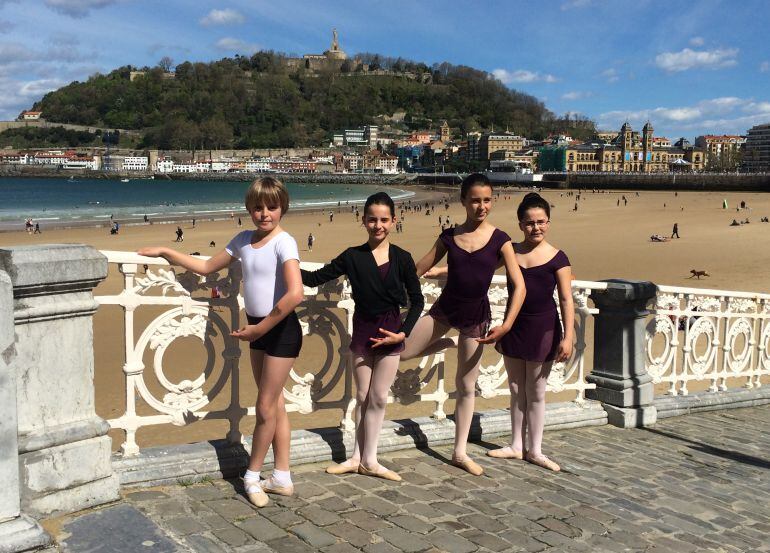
478 242 526 344
231 259 304 340
415 238 447 276
137 246 233 275
554 265 575 362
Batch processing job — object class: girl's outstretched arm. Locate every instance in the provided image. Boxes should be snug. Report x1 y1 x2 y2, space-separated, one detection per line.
300 251 346 287
137 246 233 276
231 259 304 341
478 242 525 344
415 238 447 276
554 266 575 362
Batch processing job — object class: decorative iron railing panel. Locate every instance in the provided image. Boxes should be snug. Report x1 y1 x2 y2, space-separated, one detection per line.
645 285 770 396
96 251 600 456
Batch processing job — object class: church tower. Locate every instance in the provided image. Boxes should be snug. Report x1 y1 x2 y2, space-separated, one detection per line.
642 121 653 172
439 121 449 142
620 122 632 170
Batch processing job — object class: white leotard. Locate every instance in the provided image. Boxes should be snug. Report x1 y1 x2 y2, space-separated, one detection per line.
225 230 300 317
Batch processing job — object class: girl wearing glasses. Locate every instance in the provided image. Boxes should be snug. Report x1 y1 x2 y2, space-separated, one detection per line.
488 192 573 471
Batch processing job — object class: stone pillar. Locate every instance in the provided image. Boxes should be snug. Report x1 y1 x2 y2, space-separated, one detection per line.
586 279 658 428
0 245 119 517
0 269 52 552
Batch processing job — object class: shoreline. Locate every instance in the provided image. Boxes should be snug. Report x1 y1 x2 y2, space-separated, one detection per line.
2 184 451 233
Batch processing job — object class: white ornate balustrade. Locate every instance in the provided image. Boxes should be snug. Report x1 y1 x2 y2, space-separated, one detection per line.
645 285 770 396
96 251 602 456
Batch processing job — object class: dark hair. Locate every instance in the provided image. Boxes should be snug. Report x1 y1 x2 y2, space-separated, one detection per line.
460 173 492 199
517 192 550 221
364 191 395 218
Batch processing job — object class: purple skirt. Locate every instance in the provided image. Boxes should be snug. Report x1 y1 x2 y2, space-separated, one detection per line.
496 309 563 362
428 294 491 339
350 309 404 356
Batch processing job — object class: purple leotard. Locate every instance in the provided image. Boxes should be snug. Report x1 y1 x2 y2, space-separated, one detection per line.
349 262 404 356
496 249 571 362
429 227 511 338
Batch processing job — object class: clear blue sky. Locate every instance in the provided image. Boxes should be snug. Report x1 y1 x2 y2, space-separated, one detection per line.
1 0 769 141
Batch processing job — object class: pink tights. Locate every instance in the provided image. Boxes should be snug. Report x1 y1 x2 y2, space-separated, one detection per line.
503 357 552 457
401 315 483 460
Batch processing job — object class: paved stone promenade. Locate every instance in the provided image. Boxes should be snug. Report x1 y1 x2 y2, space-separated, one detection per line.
59 406 770 552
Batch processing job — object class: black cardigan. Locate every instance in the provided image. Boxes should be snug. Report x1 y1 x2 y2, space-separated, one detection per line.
301 243 424 336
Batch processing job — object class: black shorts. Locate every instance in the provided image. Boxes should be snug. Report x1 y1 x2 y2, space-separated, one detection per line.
246 312 302 358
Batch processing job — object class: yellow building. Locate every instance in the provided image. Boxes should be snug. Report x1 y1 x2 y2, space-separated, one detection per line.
479 132 525 160
558 122 705 172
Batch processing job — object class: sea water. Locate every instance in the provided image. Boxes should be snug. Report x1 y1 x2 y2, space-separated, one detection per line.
0 177 414 227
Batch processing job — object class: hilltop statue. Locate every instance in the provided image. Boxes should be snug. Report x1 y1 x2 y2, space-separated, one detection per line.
332 28 339 51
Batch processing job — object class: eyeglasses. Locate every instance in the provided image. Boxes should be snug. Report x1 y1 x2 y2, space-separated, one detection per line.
522 220 550 229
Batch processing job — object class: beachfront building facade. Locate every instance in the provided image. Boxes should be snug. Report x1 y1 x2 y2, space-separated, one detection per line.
741 123 770 172
122 156 149 171
539 122 705 173
695 134 745 170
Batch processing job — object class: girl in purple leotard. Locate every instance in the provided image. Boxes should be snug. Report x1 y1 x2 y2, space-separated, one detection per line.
401 173 526 476
488 192 574 472
302 193 423 482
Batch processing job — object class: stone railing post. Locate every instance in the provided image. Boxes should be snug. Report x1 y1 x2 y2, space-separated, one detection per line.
587 279 658 428
0 245 119 517
0 269 52 552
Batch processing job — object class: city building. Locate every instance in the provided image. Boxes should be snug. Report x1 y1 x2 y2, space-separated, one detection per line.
695 134 745 169
741 123 770 172
538 122 705 173
122 156 149 171
19 111 42 120
479 132 525 160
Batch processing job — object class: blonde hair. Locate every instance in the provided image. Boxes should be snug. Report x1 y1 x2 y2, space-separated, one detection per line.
244 176 290 214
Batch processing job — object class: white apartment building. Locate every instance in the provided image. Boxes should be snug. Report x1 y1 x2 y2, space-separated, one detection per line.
32 151 70 165
172 163 198 173
378 156 398 174
122 156 149 171
156 158 174 173
246 159 271 172
64 157 100 170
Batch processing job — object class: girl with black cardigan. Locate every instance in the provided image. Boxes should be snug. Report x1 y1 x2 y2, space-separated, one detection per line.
302 192 424 481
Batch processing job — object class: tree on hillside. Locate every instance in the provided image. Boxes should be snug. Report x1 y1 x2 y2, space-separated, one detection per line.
158 56 174 72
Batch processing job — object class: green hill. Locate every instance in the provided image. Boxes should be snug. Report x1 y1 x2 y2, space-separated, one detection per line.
30 52 594 149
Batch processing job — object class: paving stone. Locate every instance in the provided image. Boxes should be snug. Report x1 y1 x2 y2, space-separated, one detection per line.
124 490 171 502
185 533 229 553
423 531 478 553
237 516 286 542
403 502 445 519
211 527 252 547
536 516 582 538
316 496 355 513
321 543 362 553
162 516 202 535
401 472 432 485
459 529 513 552
149 498 189 517
500 528 548 552
433 501 473 516
266 535 317 553
356 496 400 516
206 499 255 519
290 521 337 548
345 509 391 531
377 528 431 552
261 507 305 529
297 504 342 526
327 521 376 548
185 485 227 501
388 514 435 534
363 542 401 553
458 513 506 533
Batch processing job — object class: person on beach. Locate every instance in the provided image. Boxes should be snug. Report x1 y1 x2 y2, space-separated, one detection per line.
671 223 680 239
307 232 315 252
138 177 304 508
401 173 526 476
175 226 183 242
34 222 41 234
302 192 424 481
487 193 573 472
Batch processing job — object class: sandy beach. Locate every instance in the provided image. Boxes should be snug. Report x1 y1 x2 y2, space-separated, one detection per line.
3 185 770 451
